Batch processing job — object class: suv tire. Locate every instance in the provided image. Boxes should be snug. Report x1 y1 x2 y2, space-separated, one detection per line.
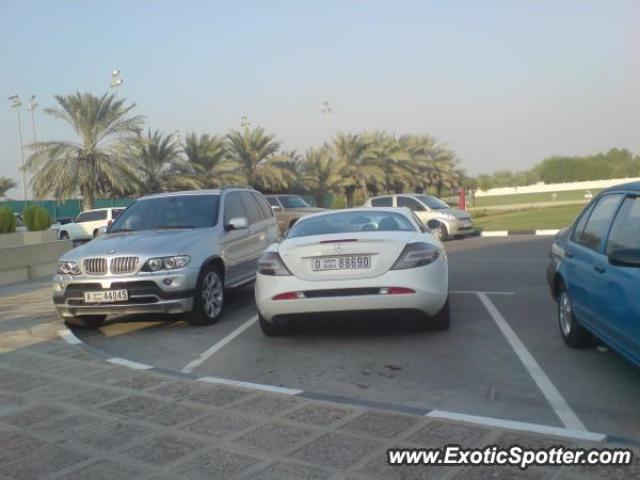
188 265 224 326
435 223 448 241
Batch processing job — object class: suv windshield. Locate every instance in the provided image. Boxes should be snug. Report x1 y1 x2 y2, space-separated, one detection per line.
415 195 449 210
110 194 220 232
288 211 416 238
280 196 310 208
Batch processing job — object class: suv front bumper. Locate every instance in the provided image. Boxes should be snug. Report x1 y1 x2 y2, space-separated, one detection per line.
52 272 195 318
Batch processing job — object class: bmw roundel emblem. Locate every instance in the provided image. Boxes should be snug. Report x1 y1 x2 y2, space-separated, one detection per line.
107 249 115 254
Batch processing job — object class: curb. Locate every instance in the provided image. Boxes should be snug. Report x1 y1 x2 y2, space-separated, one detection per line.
57 326 639 446
480 229 560 238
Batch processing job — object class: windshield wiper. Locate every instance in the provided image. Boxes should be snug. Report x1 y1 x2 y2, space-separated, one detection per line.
154 225 196 229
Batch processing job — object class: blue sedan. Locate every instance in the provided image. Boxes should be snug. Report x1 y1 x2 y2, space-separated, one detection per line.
548 182 640 365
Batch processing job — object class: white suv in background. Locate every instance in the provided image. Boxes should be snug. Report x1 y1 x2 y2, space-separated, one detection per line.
58 208 125 241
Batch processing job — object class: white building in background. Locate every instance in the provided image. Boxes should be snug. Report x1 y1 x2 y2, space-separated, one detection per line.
475 177 640 197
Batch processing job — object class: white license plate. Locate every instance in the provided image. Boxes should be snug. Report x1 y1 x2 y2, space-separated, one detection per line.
312 255 371 271
83 290 128 304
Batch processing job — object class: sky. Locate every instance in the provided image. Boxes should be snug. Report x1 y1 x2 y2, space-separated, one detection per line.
1 0 639 198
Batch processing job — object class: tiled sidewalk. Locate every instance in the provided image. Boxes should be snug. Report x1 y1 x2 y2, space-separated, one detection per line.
0 281 637 479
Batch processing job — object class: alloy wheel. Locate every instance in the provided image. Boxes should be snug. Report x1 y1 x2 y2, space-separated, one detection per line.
559 291 573 337
201 271 223 319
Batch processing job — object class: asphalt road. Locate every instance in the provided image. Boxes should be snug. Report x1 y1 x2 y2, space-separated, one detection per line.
71 236 640 440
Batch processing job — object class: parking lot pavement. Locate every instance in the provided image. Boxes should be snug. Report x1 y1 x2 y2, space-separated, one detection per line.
2 237 640 457
0 288 638 479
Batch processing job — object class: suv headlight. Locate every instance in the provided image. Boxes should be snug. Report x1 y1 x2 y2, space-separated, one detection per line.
142 255 190 272
57 261 81 275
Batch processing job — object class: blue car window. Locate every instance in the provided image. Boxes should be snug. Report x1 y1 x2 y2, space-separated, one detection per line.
606 196 640 254
575 194 623 251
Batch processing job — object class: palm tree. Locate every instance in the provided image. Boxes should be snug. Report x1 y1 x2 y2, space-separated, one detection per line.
131 129 195 195
25 92 144 210
181 133 244 188
0 177 17 199
300 147 343 207
364 131 413 194
331 132 382 207
226 127 289 191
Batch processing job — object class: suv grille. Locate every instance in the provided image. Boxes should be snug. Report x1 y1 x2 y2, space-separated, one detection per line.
83 258 107 275
110 256 139 274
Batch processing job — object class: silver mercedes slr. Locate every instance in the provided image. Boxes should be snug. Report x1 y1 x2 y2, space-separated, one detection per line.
53 188 278 328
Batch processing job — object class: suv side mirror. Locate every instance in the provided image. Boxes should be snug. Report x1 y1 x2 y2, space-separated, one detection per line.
97 226 108 237
271 205 281 212
608 249 640 268
225 217 249 231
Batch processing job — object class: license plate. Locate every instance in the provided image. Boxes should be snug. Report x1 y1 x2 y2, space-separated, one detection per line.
83 290 128 304
312 255 371 271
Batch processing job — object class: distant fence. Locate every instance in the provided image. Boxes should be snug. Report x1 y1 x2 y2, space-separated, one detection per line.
0 198 133 219
475 177 640 197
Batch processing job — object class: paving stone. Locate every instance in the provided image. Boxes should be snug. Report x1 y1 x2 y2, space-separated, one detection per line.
83 367 141 386
49 362 108 379
572 446 640 480
0 368 28 386
123 434 207 466
149 380 205 400
1 375 56 393
33 412 114 439
285 404 355 427
232 421 314 455
114 373 171 391
0 445 89 480
290 432 384 469
0 432 48 465
407 420 491 447
171 447 260 480
494 431 574 450
451 465 550 479
99 395 166 417
231 393 304 416
137 402 204 426
77 421 153 450
187 383 254 407
359 454 445 480
181 410 261 439
2 404 67 427
59 459 141 480
339 410 419 439
251 460 333 480
63 386 125 407
27 381 92 400
0 392 26 415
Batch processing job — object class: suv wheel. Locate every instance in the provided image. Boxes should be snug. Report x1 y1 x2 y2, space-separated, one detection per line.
188 265 224 325
60 231 69 240
435 223 448 241
558 284 591 348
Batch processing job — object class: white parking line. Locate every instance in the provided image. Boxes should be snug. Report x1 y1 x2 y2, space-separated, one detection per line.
58 329 82 345
198 376 303 395
427 410 604 442
182 314 258 374
477 293 587 431
107 357 153 370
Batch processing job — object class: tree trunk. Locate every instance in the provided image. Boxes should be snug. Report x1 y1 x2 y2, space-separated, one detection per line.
345 187 355 208
314 192 324 208
81 187 95 211
436 181 443 198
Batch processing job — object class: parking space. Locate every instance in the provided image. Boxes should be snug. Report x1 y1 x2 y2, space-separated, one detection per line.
51 236 640 440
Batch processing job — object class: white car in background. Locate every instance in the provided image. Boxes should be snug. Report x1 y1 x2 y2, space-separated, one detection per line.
255 208 449 336
57 208 124 241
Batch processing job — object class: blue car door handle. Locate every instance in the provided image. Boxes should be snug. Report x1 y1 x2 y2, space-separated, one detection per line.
593 265 605 274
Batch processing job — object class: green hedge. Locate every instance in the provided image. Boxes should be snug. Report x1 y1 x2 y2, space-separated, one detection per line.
23 205 51 231
0 207 16 234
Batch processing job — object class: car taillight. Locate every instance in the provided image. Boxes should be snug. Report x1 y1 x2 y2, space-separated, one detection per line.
391 242 440 270
258 251 292 276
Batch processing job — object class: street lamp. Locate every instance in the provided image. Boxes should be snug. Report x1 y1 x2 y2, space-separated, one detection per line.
240 115 250 129
321 100 334 141
27 95 38 143
8 95 28 202
110 69 124 97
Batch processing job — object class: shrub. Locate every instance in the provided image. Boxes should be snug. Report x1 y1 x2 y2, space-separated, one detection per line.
22 205 38 230
0 207 16 234
33 207 51 231
331 194 347 209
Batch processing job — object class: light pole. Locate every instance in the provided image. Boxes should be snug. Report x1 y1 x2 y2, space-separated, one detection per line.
110 69 124 97
321 100 333 142
8 95 28 202
240 115 250 130
27 95 38 143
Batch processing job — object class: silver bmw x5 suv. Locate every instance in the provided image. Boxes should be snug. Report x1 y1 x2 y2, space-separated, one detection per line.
53 188 278 328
